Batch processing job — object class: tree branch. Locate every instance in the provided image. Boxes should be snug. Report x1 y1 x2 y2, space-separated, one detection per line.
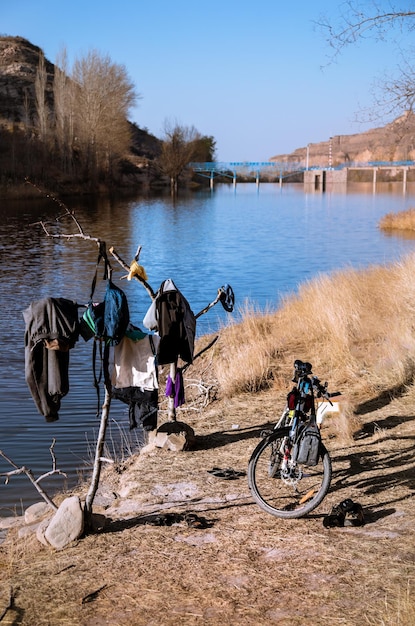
0 440 66 510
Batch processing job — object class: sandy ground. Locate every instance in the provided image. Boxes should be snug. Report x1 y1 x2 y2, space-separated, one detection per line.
0 388 414 625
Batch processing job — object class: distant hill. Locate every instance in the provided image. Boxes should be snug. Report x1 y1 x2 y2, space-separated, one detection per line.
0 36 161 161
270 112 415 167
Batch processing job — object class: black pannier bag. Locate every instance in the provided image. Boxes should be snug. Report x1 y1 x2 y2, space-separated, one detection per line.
292 419 322 466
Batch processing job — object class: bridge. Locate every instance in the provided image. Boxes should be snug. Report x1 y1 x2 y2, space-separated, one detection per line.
190 160 415 190
190 161 302 187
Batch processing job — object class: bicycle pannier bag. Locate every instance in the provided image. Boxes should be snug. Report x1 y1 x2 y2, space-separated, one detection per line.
292 420 321 466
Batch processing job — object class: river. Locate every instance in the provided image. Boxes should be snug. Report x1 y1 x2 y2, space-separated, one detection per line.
1 182 414 516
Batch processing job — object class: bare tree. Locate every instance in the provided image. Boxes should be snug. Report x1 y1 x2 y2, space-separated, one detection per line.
53 47 74 174
71 50 138 183
34 51 49 144
319 2 415 58
157 120 201 192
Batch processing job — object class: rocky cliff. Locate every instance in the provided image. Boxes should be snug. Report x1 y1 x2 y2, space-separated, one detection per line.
271 111 415 167
0 36 160 160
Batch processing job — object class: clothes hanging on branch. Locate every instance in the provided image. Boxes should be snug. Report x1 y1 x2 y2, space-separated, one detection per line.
110 326 160 431
110 327 159 391
165 367 185 408
143 278 196 365
111 386 158 431
23 297 79 421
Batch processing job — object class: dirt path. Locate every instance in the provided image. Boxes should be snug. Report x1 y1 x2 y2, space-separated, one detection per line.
0 390 414 625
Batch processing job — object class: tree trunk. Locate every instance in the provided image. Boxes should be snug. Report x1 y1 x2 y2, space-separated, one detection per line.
84 387 111 521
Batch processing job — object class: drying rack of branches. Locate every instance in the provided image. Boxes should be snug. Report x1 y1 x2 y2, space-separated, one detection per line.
23 180 233 523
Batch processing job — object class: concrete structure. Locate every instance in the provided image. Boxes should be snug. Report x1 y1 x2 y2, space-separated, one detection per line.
304 169 347 192
304 164 415 193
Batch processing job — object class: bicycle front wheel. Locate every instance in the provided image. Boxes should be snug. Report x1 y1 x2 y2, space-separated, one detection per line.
248 427 332 519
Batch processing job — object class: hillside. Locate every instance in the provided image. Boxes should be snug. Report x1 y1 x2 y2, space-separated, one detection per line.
0 36 161 165
271 111 415 168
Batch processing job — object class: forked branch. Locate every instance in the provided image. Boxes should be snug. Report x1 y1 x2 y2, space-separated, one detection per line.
0 439 66 510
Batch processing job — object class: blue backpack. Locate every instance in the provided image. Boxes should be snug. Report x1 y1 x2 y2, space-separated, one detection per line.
80 279 129 346
79 243 130 346
79 244 130 412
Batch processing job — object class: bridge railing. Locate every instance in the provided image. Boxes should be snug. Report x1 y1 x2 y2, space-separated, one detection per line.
189 160 415 174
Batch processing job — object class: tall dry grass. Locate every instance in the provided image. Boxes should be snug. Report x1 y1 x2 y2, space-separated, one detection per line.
211 252 415 407
366 580 414 626
379 207 415 231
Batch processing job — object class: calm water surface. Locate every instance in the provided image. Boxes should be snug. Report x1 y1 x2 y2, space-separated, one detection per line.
1 182 415 515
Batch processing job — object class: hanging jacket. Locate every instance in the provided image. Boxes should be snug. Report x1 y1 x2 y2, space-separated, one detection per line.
143 279 196 365
23 297 79 421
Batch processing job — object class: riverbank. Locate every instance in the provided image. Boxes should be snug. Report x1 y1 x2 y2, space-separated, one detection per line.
2 248 415 623
0 385 414 625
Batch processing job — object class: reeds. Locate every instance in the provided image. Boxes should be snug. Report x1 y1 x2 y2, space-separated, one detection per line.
210 252 415 411
379 207 415 231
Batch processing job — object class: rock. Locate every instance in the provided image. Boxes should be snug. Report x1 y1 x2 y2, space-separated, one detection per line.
24 501 51 525
44 496 84 550
163 432 187 452
36 517 51 546
18 523 39 539
153 421 196 451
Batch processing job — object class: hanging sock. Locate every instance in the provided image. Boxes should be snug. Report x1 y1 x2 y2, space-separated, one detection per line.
174 368 185 407
165 368 185 408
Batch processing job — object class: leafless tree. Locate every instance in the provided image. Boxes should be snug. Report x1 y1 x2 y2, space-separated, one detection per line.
71 50 138 183
318 2 415 122
157 120 201 192
53 47 74 174
319 2 415 58
34 51 49 144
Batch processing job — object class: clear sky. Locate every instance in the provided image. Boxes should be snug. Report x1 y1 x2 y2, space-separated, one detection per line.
1 0 404 161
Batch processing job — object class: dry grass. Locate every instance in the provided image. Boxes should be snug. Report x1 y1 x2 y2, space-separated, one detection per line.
210 252 415 417
1 254 415 624
379 207 415 232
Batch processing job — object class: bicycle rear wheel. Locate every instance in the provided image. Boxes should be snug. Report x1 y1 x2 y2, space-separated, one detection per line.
248 427 332 519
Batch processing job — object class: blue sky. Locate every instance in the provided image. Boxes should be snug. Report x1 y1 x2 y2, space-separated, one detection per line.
1 0 404 161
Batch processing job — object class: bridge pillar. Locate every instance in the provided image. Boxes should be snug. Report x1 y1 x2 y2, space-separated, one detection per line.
210 170 214 189
256 170 260 187
233 171 236 187
403 167 408 193
373 167 377 193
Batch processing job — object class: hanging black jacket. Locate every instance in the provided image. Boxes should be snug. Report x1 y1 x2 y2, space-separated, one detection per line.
23 297 79 421
143 279 196 365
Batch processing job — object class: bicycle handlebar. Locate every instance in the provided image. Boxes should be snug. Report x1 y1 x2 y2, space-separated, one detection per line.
292 360 341 404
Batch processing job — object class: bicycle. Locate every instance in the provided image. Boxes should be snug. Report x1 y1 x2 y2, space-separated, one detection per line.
247 359 341 519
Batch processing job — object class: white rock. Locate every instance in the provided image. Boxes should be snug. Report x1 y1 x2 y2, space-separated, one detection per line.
44 496 84 550
25 501 51 525
36 517 51 546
